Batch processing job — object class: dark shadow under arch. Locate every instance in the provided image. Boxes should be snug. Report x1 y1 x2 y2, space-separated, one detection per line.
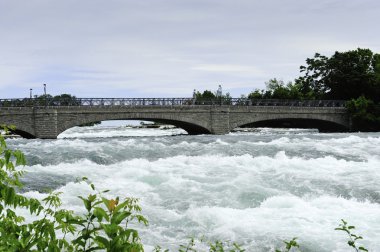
238 118 348 132
150 119 211 135
9 129 36 139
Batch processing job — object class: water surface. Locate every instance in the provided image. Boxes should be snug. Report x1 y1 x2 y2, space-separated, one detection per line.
7 125 380 251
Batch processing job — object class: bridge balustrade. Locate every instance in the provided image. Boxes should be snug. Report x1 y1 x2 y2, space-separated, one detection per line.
0 98 346 108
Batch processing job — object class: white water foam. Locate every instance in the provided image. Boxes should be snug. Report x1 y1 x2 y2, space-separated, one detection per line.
6 126 379 250
21 148 380 251
58 125 186 138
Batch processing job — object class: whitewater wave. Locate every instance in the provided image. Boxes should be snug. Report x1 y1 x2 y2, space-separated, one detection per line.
8 132 380 167
8 127 380 251
58 125 187 138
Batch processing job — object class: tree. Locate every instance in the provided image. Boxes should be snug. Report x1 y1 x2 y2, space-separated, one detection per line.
346 96 380 131
194 90 234 105
195 90 216 100
296 48 380 101
248 89 264 99
248 79 303 100
265 79 291 99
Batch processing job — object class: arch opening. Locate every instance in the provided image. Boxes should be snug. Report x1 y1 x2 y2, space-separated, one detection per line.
236 118 348 132
7 129 36 139
58 118 211 138
150 119 211 135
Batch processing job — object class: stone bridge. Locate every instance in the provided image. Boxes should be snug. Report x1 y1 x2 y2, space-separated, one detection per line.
0 98 350 138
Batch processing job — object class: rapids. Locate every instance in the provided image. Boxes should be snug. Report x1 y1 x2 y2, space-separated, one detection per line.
6 124 380 251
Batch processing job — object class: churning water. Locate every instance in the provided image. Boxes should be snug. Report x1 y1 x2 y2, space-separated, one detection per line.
6 125 380 251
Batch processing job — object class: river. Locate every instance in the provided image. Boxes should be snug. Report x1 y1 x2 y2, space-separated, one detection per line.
6 124 380 251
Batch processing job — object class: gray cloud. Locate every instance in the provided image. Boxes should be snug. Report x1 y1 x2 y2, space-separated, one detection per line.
0 0 379 98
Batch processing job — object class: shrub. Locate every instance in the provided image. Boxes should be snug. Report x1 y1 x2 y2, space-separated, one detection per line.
0 127 147 251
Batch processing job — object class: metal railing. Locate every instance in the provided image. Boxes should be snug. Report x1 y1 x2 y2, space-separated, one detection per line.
0 98 346 108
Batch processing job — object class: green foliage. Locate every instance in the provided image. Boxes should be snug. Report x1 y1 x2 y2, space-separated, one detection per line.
194 90 232 105
72 180 147 252
248 79 303 100
53 93 77 100
154 239 245 252
275 238 300 252
248 48 380 131
52 94 81 106
208 241 245 252
266 79 303 99
0 126 66 251
296 48 380 101
247 89 264 99
223 92 233 105
335 219 368 252
0 130 147 251
346 96 380 131
195 90 216 100
179 238 197 252
234 95 248 105
32 93 81 106
295 48 380 131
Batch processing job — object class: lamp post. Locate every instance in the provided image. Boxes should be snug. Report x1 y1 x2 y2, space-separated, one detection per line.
43 84 47 107
217 84 222 105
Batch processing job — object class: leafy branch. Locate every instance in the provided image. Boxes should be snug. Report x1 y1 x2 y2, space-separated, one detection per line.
335 219 368 252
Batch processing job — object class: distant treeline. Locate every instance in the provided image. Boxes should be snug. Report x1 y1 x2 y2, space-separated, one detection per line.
33 94 101 127
197 48 380 131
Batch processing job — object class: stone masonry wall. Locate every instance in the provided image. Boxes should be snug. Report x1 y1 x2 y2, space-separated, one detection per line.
0 105 349 139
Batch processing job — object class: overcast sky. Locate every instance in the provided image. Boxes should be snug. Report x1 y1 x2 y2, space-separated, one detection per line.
0 0 379 98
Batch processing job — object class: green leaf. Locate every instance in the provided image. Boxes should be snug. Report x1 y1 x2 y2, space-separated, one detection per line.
93 207 109 222
348 240 355 247
101 223 119 238
4 150 11 165
111 211 131 225
78 196 91 212
88 194 97 202
5 187 16 205
95 236 109 248
359 246 369 251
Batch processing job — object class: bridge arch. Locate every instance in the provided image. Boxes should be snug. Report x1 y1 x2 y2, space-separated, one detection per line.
57 114 212 136
231 113 349 132
235 118 348 132
1 122 36 139
9 128 36 139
